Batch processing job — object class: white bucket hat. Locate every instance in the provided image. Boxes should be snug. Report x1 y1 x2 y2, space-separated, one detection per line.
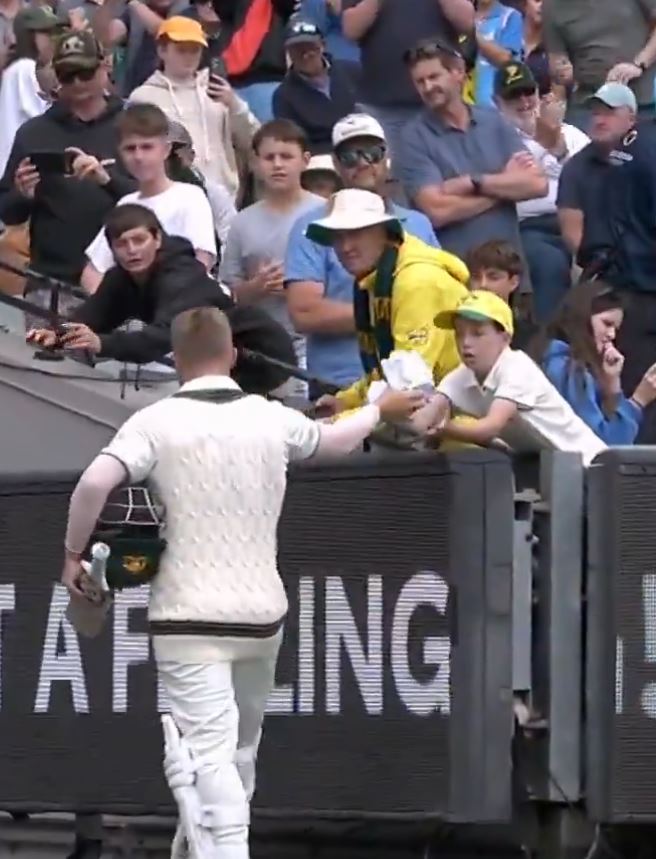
303 154 338 174
305 189 402 246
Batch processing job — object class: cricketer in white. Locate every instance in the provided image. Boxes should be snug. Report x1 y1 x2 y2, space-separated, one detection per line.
61 306 422 859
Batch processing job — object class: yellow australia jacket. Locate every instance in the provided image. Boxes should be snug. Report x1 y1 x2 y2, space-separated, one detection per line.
336 233 470 411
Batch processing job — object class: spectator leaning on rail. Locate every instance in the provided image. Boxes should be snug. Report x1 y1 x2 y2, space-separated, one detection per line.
493 60 589 322
272 17 358 155
285 113 439 398
25 204 294 384
0 30 136 321
528 280 656 446
412 291 607 467
61 305 422 858
305 188 469 416
557 82 656 442
397 38 548 287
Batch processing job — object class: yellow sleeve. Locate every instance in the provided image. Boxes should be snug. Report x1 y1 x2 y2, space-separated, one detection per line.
391 264 469 382
335 375 370 410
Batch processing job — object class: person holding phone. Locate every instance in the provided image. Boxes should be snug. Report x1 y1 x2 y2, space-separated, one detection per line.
129 16 259 201
0 30 136 328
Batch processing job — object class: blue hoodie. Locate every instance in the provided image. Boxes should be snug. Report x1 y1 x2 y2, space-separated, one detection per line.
542 340 642 445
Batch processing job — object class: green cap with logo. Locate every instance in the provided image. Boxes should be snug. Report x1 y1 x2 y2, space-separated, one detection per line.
53 29 104 72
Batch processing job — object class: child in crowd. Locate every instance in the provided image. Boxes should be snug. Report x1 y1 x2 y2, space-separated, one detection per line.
528 280 656 445
301 154 342 199
413 291 607 466
466 240 536 349
129 16 259 201
80 103 216 292
167 119 236 253
219 119 324 396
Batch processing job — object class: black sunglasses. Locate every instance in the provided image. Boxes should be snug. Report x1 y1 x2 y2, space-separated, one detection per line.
505 86 537 100
56 66 98 85
335 142 387 169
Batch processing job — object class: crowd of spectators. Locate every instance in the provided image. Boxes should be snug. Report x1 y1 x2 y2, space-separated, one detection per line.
1 0 656 468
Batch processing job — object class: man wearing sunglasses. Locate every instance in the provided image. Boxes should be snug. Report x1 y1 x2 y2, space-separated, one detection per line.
272 17 357 155
285 112 440 398
494 60 589 322
0 30 135 328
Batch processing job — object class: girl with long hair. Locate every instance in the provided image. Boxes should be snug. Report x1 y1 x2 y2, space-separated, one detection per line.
0 6 58 175
529 280 656 444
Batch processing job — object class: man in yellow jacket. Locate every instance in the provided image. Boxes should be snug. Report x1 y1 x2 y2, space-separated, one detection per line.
306 188 469 414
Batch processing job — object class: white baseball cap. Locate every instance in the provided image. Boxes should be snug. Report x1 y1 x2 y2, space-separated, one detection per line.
305 189 401 246
332 113 386 149
588 82 638 112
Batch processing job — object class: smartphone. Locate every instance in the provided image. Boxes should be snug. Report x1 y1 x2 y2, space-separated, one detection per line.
29 151 73 175
209 55 227 81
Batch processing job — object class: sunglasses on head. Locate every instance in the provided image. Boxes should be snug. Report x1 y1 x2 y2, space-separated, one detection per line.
335 142 386 169
56 66 98 85
403 37 464 67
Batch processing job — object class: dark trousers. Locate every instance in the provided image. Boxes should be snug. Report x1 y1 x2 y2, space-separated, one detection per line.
616 291 656 443
520 215 572 323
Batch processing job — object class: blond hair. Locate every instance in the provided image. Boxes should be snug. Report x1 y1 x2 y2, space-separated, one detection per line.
171 307 233 366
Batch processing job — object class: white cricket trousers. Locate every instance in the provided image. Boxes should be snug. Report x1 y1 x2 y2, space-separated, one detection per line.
155 633 282 859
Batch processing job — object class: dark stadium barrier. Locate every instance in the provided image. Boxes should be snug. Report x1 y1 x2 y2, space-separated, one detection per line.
587 448 656 822
0 451 514 824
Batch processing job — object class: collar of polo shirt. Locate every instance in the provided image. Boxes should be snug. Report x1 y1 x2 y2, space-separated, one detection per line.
179 375 241 392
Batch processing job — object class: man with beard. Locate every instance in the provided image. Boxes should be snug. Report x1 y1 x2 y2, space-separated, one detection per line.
494 60 589 320
284 112 438 397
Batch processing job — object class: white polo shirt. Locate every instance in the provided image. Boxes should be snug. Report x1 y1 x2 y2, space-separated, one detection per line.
86 182 217 275
437 348 606 466
101 375 320 630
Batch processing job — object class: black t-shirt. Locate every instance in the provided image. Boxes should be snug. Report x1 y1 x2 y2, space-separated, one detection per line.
341 0 457 108
557 143 616 272
558 124 656 292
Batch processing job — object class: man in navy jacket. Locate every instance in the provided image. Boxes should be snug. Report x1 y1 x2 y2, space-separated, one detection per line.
273 18 357 154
